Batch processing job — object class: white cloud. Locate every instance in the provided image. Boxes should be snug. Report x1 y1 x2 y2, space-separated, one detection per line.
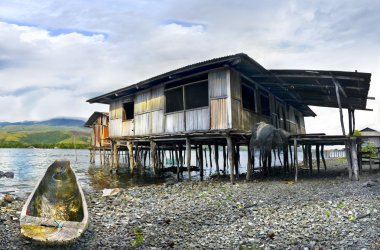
0 0 379 134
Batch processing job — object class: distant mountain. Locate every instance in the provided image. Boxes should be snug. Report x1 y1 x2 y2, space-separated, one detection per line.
0 118 90 149
0 118 86 127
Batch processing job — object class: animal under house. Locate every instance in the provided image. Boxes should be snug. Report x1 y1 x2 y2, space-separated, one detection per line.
87 53 372 182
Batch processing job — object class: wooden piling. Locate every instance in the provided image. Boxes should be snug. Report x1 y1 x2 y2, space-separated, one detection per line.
127 141 134 175
186 138 191 180
350 139 359 181
150 140 157 175
235 145 240 176
307 145 312 173
316 144 320 173
294 138 298 182
113 142 119 172
174 144 180 181
321 145 327 170
246 142 252 181
214 144 220 177
198 144 204 180
208 145 213 171
222 145 227 175
227 136 235 184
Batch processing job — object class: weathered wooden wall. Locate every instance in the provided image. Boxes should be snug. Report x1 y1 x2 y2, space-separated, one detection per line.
165 112 185 132
107 66 307 138
209 69 228 129
186 108 210 131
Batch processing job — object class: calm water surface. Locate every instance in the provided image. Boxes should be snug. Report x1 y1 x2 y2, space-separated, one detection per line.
0 147 305 198
0 148 161 198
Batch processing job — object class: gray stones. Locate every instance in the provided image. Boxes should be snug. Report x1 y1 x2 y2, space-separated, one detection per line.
1 170 380 249
0 171 14 178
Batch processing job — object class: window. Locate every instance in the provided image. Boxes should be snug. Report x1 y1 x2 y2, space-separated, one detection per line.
123 102 134 120
260 93 270 116
242 84 256 112
185 81 208 109
165 87 184 113
165 81 209 113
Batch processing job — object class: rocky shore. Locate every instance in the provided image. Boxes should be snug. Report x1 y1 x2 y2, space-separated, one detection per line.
1 163 380 249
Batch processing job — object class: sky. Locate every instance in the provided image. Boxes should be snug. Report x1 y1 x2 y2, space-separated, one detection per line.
0 0 379 134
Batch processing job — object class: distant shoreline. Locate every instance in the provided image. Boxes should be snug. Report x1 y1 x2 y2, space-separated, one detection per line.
0 143 89 149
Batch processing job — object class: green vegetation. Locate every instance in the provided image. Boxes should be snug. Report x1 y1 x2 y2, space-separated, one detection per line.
131 228 144 248
353 130 362 136
362 141 378 158
0 125 91 149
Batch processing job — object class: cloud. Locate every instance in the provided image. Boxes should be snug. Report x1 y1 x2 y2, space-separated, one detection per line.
0 0 379 134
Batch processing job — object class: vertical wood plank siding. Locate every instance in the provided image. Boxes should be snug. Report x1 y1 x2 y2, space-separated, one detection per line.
186 108 210 131
230 69 241 100
151 86 164 110
122 120 134 136
231 99 242 129
165 112 185 133
209 69 229 129
134 90 151 114
209 69 228 98
151 110 164 134
109 118 123 138
210 99 227 129
109 100 123 120
135 113 151 135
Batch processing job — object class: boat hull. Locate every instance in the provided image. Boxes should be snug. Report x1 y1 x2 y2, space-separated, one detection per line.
20 160 89 244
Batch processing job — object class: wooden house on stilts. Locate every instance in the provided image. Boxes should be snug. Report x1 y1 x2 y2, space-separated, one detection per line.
84 112 110 164
87 53 372 182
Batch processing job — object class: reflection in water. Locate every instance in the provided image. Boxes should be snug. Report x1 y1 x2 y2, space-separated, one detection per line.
87 164 164 190
0 148 305 197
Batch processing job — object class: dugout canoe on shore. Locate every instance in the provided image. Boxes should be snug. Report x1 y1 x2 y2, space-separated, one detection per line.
19 160 89 244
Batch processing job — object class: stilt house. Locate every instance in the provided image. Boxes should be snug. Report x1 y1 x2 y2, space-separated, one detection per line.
84 112 110 148
87 53 372 182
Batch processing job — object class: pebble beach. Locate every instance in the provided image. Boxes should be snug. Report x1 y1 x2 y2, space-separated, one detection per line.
1 161 380 249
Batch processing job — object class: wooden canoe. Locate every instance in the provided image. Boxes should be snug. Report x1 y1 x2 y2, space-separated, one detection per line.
20 160 89 244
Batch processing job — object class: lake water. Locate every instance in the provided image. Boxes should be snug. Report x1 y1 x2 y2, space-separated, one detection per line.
0 148 305 198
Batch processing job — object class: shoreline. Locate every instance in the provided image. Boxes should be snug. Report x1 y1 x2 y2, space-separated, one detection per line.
1 164 379 249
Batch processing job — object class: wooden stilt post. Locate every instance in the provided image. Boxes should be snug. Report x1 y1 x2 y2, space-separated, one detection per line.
150 140 157 176
179 144 183 178
351 138 359 180
246 142 252 181
99 147 103 166
333 77 355 180
235 145 240 177
204 147 208 169
302 145 307 168
294 138 298 182
222 145 227 175
186 138 191 181
198 144 204 180
316 144 320 173
321 145 327 171
227 136 235 184
113 142 119 172
348 109 353 136
289 145 293 170
127 141 134 175
208 145 213 171
174 144 180 181
307 145 312 173
214 144 220 177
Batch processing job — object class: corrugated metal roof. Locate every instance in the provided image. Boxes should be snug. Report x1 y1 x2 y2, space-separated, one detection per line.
84 112 109 127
